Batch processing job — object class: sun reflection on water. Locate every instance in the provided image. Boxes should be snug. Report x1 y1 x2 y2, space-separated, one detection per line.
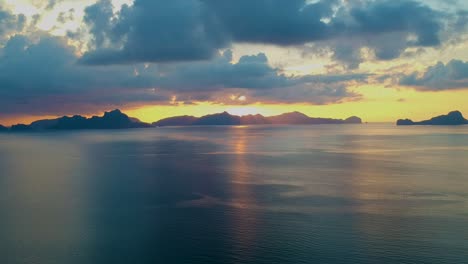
228 127 259 260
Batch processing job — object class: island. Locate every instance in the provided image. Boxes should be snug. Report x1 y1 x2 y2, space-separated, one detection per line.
8 109 151 131
154 111 362 126
397 111 468 126
0 110 363 132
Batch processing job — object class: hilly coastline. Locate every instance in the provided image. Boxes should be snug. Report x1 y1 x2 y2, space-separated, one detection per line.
0 110 362 131
153 111 362 126
5 110 151 132
397 111 468 126
2 109 468 131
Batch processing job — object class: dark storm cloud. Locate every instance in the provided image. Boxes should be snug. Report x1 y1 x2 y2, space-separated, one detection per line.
343 0 442 46
0 34 169 114
80 0 450 66
316 0 449 68
0 34 366 115
148 50 367 104
399 60 468 90
3 89 171 116
1 0 463 118
82 0 114 49
201 0 338 45
0 35 146 96
154 52 291 91
80 0 229 65
455 10 468 31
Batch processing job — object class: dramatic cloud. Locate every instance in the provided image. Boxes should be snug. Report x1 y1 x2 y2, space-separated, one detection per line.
0 0 465 118
0 34 366 115
82 0 115 49
80 0 451 67
314 0 447 68
80 0 228 65
399 60 468 90
153 52 288 91
147 50 366 104
202 0 337 45
0 34 168 114
343 0 442 46
0 35 142 95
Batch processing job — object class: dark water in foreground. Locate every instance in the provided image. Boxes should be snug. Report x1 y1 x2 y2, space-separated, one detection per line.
0 125 467 264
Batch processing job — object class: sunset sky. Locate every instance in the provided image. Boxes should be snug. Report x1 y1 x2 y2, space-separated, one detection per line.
0 0 467 125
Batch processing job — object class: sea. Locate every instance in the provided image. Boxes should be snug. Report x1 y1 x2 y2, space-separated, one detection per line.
0 124 467 264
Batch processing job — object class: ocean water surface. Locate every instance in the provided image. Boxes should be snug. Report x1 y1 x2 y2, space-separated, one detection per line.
0 124 467 263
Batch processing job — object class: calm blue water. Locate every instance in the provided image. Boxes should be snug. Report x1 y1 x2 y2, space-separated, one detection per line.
0 124 467 264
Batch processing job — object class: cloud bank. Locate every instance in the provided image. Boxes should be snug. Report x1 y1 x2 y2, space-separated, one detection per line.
80 0 451 67
0 0 466 117
400 60 468 90
0 34 365 115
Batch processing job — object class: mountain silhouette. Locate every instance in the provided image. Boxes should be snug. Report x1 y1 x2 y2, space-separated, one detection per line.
268 111 312 124
397 111 468 126
10 124 34 132
240 114 271 125
193 112 241 126
3 110 363 132
10 109 151 131
152 115 198 127
345 116 362 124
154 111 362 126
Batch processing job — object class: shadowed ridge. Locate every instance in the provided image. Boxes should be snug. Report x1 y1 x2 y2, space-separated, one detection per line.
6 110 365 130
240 114 271 125
0 124 7 132
153 115 198 127
396 119 414 126
56 109 152 129
268 111 312 124
30 118 60 130
269 112 362 125
344 116 362 124
152 111 363 126
397 110 468 126
193 111 241 126
10 124 33 132
9 109 151 131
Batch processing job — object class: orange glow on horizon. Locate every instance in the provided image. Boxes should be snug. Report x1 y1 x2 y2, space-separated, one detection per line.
2 87 468 126
123 87 468 125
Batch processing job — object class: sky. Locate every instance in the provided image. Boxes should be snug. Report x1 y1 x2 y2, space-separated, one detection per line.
0 0 467 125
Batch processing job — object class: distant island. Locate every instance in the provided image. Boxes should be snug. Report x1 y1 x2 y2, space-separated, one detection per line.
153 111 362 126
397 111 468 126
0 110 362 132
5 109 151 132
